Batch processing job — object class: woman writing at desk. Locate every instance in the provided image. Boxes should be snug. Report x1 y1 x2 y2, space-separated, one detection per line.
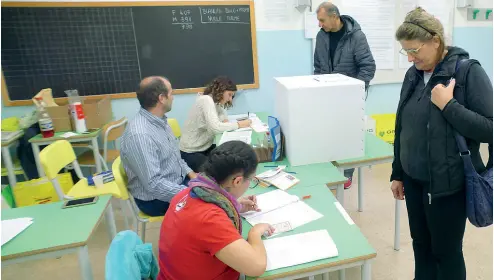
180 76 252 172
390 7 492 280
158 141 274 280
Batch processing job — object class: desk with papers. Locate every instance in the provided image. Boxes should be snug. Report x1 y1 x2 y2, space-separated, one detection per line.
242 184 376 280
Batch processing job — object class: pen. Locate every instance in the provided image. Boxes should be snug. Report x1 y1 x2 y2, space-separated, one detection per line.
264 165 278 168
302 195 311 200
286 171 297 174
248 112 250 118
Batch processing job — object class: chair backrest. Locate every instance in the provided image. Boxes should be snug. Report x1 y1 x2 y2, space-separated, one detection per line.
102 117 128 160
105 230 159 280
112 156 129 200
167 118 181 138
39 140 76 179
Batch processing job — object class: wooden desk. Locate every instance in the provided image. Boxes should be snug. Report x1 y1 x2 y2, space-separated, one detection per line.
1 195 113 280
332 133 400 250
1 131 24 187
29 130 102 177
242 184 376 280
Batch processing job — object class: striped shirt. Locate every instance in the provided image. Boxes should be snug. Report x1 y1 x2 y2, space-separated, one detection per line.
120 108 192 202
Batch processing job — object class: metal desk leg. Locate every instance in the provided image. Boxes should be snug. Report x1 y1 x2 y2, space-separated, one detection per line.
339 269 346 280
91 138 102 173
31 143 45 177
105 203 117 241
394 199 401 251
358 167 363 212
322 273 329 280
77 245 94 280
336 183 344 207
361 260 371 280
2 146 17 187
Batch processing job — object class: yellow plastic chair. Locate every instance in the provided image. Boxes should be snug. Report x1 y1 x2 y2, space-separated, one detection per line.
1 158 28 181
167 118 181 138
39 140 126 239
112 156 164 242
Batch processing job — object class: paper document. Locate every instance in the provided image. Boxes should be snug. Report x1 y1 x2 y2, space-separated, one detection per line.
227 113 257 123
218 131 252 146
1 131 23 142
257 167 299 191
2 218 34 246
264 230 338 271
241 190 323 231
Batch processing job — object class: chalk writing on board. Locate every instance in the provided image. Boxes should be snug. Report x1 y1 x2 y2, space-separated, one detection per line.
171 9 194 30
199 7 250 24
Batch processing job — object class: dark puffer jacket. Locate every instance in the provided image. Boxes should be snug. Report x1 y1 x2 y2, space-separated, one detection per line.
313 15 376 88
391 47 493 202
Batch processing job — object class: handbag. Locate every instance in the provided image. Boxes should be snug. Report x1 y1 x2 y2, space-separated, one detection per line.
453 59 493 228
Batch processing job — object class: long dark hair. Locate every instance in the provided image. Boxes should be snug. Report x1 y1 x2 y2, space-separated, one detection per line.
202 141 258 184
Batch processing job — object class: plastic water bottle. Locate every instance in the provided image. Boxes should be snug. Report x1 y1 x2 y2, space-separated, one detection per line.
65 89 87 133
35 97 55 138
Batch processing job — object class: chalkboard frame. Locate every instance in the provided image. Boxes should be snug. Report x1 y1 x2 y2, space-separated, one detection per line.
1 1 259 107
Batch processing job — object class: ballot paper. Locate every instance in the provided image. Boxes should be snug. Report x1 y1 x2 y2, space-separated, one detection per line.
218 131 252 145
263 230 338 271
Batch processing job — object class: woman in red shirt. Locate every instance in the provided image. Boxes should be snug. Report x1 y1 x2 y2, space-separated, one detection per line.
158 141 274 280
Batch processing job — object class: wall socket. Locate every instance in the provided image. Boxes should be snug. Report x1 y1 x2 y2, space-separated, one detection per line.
467 8 493 21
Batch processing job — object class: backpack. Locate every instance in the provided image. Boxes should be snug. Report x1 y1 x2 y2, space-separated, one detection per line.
453 59 493 228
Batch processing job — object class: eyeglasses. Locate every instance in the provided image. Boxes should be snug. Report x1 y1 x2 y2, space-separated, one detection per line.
249 177 260 189
399 44 425 56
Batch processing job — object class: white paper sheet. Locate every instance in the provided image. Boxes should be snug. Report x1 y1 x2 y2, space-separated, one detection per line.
342 1 396 70
218 131 252 145
227 113 257 123
2 218 33 246
335 202 355 225
263 230 338 271
241 189 299 219
246 200 323 229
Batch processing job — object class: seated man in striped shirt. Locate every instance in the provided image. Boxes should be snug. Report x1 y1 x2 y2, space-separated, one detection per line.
121 76 197 216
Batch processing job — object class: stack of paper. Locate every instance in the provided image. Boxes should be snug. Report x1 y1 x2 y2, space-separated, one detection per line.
218 131 252 146
1 131 23 142
228 113 269 133
241 190 322 230
264 230 338 271
257 167 300 191
2 217 34 246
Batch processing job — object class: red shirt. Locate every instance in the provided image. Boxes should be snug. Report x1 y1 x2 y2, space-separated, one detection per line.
158 188 242 280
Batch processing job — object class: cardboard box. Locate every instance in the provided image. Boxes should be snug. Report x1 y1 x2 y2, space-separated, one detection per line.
275 74 366 166
82 97 112 129
46 105 72 132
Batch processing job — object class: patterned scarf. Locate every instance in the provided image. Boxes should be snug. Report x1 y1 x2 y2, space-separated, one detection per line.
188 174 242 234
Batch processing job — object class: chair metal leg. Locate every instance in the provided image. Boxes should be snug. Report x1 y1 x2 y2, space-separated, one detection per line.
119 200 130 229
141 222 147 242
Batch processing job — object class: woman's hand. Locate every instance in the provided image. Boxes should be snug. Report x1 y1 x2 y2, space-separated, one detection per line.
237 119 252 128
391 180 405 200
222 119 229 123
431 79 455 110
239 195 260 213
250 223 275 237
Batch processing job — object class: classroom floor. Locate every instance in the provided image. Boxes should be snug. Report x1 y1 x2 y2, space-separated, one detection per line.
2 160 492 279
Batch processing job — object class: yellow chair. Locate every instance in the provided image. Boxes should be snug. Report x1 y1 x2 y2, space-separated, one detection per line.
1 157 28 182
112 156 164 242
167 118 181 138
78 117 128 171
39 140 123 239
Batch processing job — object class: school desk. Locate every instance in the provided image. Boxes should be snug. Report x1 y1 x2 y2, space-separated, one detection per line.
242 184 376 280
29 129 102 177
332 134 398 250
1 194 113 280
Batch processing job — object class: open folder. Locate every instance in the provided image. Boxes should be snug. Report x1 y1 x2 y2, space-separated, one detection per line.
241 189 322 230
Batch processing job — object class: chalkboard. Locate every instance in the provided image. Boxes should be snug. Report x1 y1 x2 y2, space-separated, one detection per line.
1 2 258 106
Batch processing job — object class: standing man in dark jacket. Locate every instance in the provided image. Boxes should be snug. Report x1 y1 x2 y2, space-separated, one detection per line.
314 2 376 188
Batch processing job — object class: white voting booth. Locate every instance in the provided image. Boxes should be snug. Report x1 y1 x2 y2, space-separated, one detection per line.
275 74 366 166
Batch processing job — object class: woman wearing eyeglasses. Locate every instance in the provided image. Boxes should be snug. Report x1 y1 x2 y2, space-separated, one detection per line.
180 76 252 172
391 7 492 280
158 141 274 280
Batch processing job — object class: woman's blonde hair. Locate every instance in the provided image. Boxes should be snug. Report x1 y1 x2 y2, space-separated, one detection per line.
395 7 446 63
